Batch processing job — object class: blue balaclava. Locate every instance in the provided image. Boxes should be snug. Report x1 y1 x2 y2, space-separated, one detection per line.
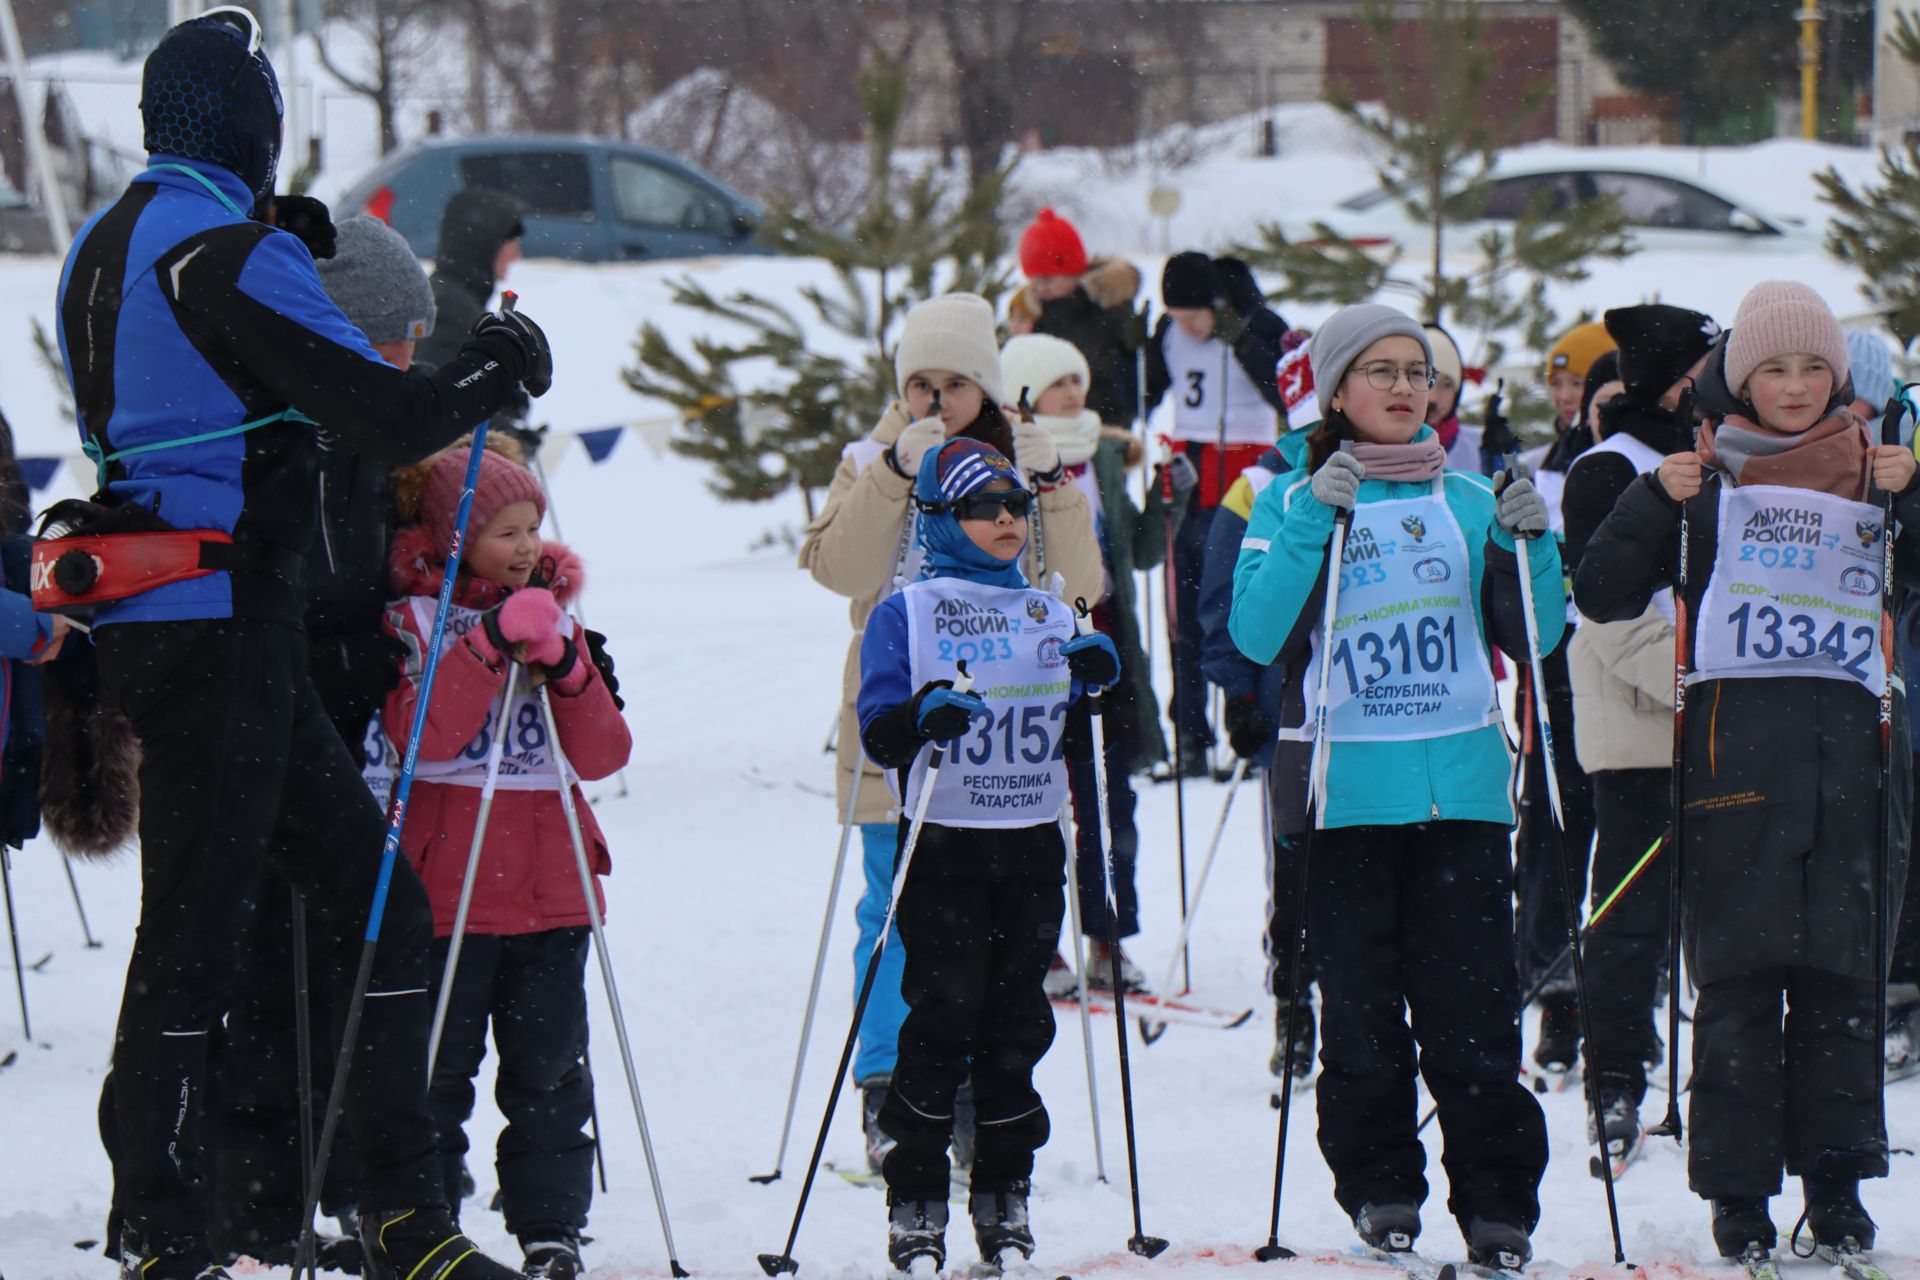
915 438 1030 588
141 9 284 201
1845 328 1897 440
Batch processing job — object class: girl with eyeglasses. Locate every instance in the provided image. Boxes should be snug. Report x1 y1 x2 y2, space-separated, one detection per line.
1230 303 1560 1270
798 295 1102 1181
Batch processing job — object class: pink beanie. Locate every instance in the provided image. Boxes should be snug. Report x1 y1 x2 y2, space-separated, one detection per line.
1724 281 1849 396
419 446 546 548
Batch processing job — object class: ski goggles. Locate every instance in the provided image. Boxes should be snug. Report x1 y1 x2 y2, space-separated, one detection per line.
949 489 1034 522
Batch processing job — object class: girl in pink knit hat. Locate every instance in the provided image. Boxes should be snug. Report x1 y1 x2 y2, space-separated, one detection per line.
380 441 631 1280
1575 279 1915 1269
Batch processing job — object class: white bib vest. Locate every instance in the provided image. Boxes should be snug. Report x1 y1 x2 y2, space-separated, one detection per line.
897 577 1077 828
1282 479 1499 743
1160 325 1278 445
1572 431 1675 626
1693 483 1888 697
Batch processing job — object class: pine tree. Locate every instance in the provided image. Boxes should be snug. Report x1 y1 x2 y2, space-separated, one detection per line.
624 59 1012 515
1819 12 1920 346
1235 0 1631 401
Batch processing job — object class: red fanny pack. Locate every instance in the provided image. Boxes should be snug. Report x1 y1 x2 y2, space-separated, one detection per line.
31 530 234 619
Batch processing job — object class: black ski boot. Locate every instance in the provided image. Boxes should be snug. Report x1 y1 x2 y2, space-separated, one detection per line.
1803 1173 1876 1253
1532 993 1579 1077
970 1181 1034 1267
1711 1198 1776 1260
1267 997 1317 1084
360 1206 522 1280
1465 1217 1532 1272
1586 1079 1642 1150
1887 986 1920 1082
1353 1202 1420 1252
519 1227 584 1280
862 1073 897 1175
119 1228 231 1280
887 1198 949 1273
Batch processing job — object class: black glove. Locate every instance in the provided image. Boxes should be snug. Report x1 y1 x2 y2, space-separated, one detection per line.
470 308 553 398
912 679 986 744
259 194 337 260
1211 257 1267 320
1155 454 1199 495
1062 631 1122 689
1224 695 1273 760
1481 378 1521 459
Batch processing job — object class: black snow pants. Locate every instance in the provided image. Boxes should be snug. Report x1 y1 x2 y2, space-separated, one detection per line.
1581 768 1672 1099
98 619 443 1252
879 820 1065 1203
1310 820 1548 1232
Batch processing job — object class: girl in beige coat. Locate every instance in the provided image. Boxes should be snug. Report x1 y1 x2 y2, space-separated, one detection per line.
797 292 1102 1170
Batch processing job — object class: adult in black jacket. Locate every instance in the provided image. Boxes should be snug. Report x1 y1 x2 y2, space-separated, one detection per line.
1011 210 1146 428
418 188 525 372
1575 282 1911 1262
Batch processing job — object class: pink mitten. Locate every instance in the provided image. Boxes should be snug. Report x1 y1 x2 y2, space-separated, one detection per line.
494 587 567 666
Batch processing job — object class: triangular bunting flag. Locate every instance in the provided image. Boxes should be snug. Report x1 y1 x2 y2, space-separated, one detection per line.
578 427 624 465
66 453 97 492
630 416 676 460
538 430 573 478
17 457 62 492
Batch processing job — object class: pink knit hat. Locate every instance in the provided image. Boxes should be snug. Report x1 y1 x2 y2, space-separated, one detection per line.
418 445 546 548
1724 281 1850 397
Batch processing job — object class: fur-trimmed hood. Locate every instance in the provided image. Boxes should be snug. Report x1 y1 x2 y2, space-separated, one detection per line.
1008 256 1143 325
388 524 586 610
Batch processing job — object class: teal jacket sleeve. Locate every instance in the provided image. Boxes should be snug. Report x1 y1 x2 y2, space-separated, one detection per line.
1229 472 1334 666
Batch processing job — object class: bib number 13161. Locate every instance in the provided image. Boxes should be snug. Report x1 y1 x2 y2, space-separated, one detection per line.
1725 600 1874 678
1330 615 1460 695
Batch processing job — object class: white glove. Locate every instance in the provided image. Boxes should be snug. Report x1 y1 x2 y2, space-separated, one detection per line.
1012 418 1062 479
890 416 946 478
1310 451 1365 511
1494 472 1550 536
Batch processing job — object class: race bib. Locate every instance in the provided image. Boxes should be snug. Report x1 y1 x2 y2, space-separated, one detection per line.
1283 481 1499 743
899 578 1076 828
1694 484 1887 696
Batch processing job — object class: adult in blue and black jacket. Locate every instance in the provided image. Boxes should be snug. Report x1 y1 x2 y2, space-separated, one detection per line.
53 13 548 1280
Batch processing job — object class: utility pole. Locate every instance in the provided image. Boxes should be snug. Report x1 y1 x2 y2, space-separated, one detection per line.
0 0 72 252
1799 1 1823 139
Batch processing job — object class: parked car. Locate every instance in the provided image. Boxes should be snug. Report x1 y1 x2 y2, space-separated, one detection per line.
338 135 773 263
1287 155 1815 257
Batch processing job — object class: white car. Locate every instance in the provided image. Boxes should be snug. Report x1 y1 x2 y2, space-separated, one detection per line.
1287 157 1816 258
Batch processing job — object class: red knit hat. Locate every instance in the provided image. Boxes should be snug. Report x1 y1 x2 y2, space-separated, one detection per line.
419 445 546 549
1019 208 1088 279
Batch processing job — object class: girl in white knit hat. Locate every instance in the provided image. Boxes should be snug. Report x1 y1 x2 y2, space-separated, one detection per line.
1576 280 1915 1268
796 294 1101 1181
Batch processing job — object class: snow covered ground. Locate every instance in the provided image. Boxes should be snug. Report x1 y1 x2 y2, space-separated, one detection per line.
1 232 1917 1279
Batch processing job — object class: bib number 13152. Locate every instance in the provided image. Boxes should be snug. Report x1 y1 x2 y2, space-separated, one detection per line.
1330 615 1461 695
962 702 1068 766
1724 600 1874 679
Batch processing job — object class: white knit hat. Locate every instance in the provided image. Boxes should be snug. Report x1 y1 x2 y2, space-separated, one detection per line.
1000 334 1088 411
894 293 1005 405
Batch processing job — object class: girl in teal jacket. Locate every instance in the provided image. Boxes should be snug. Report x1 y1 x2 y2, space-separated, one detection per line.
1228 304 1559 1270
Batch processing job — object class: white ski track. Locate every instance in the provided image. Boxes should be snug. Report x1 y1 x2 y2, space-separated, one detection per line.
739 766 836 799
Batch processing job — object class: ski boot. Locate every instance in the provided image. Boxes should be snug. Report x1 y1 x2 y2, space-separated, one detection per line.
1465 1217 1532 1272
361 1206 523 1280
1532 992 1579 1080
862 1073 897 1174
1886 987 1920 1083
519 1227 584 1280
1587 1077 1642 1154
1711 1198 1777 1260
1267 997 1316 1105
119 1228 232 1280
1042 952 1080 1000
970 1181 1034 1268
1088 941 1146 993
887 1198 949 1274
1352 1201 1420 1252
1803 1173 1876 1254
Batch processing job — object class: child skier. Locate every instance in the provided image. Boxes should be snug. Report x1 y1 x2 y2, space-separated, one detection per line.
1229 303 1557 1268
382 443 631 1280
800 293 1101 1173
857 437 1120 1272
1577 281 1912 1266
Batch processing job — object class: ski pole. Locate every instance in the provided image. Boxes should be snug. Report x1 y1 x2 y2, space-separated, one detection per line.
1074 601 1169 1260
1649 459 1693 1142
63 856 101 948
1254 505 1348 1264
426 666 522 1077
537 680 688 1276
291 887 318 1280
2 847 30 1041
1137 311 1155 688
1160 453 1193 992
759 666 976 1277
1141 757 1250 1043
1505 459 1628 1266
1872 388 1908 1131
296 393 499 1272
752 765 864 1184
1057 806 1108 1183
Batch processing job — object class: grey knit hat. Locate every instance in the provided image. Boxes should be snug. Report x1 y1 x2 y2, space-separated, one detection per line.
315 216 435 345
1309 303 1432 417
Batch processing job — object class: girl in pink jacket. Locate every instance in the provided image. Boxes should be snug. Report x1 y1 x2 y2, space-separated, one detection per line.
382 443 630 1280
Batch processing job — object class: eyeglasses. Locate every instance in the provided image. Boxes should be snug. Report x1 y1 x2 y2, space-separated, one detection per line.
1352 361 1436 391
952 489 1033 522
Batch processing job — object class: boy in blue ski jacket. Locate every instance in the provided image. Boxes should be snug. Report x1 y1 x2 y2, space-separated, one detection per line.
51 12 550 1279
857 438 1119 1275
1229 304 1559 1269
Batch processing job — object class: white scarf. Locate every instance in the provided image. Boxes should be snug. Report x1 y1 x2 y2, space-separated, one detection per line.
1035 409 1102 466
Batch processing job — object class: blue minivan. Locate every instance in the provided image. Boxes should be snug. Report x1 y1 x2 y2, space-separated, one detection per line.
337 135 774 262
